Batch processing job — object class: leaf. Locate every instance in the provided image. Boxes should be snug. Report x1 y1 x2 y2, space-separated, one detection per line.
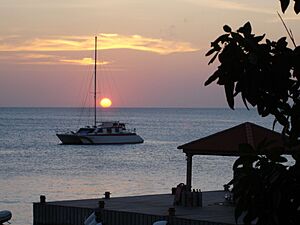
267 153 288 163
235 204 244 224
272 190 282 213
280 0 290 13
241 92 250 110
243 211 258 225
237 22 252 36
214 34 230 44
233 155 258 170
277 101 291 112
292 152 300 161
208 52 219 65
295 0 300 14
254 34 266 43
233 157 246 170
231 32 244 44
272 119 278 131
204 70 220 86
257 103 264 116
244 22 252 34
223 25 232 33
210 41 221 51
205 48 216 56
225 82 235 109
277 37 288 49
274 110 289 126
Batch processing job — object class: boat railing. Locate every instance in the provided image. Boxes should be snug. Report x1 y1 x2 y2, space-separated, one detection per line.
55 129 77 134
126 128 137 133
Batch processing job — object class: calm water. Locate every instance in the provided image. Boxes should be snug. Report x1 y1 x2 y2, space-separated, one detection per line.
0 108 274 225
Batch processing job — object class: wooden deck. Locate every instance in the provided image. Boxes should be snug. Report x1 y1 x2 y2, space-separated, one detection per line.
33 191 238 225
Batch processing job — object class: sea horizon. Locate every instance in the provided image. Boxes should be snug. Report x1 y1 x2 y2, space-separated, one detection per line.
0 106 254 109
0 107 274 225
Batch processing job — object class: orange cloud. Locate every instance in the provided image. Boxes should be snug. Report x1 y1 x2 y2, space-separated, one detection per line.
0 52 111 66
0 34 198 55
60 58 111 66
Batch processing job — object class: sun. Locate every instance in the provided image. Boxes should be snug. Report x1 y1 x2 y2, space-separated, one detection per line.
99 98 112 108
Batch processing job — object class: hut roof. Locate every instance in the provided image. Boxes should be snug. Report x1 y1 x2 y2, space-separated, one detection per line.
177 122 292 156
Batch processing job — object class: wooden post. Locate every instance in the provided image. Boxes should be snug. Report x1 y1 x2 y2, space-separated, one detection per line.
98 200 105 209
168 207 175 216
186 153 193 191
104 191 111 199
40 195 46 203
168 207 175 225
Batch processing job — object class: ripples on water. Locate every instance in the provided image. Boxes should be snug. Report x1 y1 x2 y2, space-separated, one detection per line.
0 108 273 225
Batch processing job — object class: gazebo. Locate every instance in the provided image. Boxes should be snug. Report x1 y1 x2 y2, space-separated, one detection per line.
177 122 289 191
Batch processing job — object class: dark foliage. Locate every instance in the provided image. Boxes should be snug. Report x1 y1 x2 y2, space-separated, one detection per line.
228 142 300 225
205 22 300 225
205 22 300 146
280 0 300 13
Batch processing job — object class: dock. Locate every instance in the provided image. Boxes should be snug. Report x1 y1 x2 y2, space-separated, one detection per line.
33 190 238 225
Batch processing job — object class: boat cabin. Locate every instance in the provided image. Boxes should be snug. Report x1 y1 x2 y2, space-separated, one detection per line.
76 121 130 135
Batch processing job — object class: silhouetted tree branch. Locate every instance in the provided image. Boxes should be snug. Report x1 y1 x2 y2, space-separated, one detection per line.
205 21 300 225
204 2 300 224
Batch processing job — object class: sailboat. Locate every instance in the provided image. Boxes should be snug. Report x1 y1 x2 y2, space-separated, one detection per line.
56 36 144 145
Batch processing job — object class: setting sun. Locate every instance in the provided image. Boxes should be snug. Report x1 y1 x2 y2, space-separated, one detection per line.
100 98 112 108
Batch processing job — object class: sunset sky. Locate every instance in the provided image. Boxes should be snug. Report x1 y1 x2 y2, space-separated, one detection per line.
0 0 299 107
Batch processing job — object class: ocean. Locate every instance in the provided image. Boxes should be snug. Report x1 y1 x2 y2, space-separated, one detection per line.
0 107 274 225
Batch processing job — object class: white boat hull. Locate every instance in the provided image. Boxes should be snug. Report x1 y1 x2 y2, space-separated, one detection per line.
57 133 144 145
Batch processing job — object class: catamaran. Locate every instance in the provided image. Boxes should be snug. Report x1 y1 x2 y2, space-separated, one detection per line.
56 36 144 145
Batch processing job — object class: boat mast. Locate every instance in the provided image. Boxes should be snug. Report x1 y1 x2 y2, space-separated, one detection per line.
94 36 97 127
